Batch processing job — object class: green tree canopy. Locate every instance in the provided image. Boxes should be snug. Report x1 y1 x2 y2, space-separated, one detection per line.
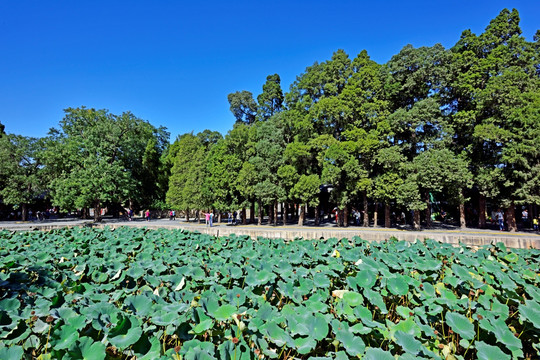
43 107 164 221
0 134 45 220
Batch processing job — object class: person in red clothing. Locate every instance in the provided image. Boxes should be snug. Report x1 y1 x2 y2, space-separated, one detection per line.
145 210 150 221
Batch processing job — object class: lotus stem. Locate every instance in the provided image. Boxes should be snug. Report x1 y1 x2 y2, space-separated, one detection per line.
44 323 52 355
163 330 167 354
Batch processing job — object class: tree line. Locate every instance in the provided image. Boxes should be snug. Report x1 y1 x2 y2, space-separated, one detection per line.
1 9 539 231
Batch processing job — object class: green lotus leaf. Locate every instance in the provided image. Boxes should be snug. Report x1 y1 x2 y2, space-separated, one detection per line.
151 310 179 326
476 340 511 360
264 322 291 347
452 265 477 287
256 302 275 321
23 334 40 349
126 265 145 280
246 269 274 286
184 345 216 360
32 319 49 334
132 334 161 360
364 347 394 360
225 287 247 305
350 322 371 335
364 289 388 313
519 300 540 327
91 270 108 283
108 315 143 349
491 300 509 319
294 336 316 354
489 317 523 355
192 319 213 334
286 311 310 337
335 327 365 356
0 345 23 360
305 300 328 313
213 304 237 321
218 339 251 360
200 295 220 316
74 336 106 360
396 306 414 319
391 317 422 338
354 270 377 289
394 330 421 354
0 298 19 312
353 305 378 327
503 253 518 263
125 295 153 316
312 272 331 288
54 324 79 350
307 313 329 341
342 291 364 307
445 312 475 340
387 276 409 296
416 259 441 272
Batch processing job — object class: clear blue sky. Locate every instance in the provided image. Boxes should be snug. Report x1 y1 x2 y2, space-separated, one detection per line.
1 1 538 141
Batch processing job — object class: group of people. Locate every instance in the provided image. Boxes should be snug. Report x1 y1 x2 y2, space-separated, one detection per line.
203 210 242 227
493 209 539 231
204 211 214 227
227 211 238 225
522 209 540 232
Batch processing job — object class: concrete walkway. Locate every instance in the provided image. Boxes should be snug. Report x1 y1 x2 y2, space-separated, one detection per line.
1 217 539 249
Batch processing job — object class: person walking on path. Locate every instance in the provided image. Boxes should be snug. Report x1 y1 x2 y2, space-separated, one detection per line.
145 210 150 222
209 212 214 227
522 209 529 228
533 216 539 232
496 209 504 231
204 212 211 227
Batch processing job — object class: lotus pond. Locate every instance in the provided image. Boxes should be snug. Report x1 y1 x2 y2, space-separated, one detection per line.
0 227 539 359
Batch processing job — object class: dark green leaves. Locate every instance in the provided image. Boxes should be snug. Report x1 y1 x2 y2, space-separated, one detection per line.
446 312 475 340
1 227 538 359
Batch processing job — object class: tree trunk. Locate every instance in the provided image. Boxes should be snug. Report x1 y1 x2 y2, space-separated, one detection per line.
186 209 190 223
362 191 369 227
268 204 273 224
250 202 255 224
343 206 349 227
218 212 222 223
257 201 262 225
373 203 379 228
385 203 391 228
506 203 517 232
315 205 320 226
274 201 278 226
22 203 28 221
94 200 102 222
81 207 89 219
413 210 421 230
478 195 486 229
298 204 305 226
241 208 246 225
425 192 432 228
459 199 466 229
